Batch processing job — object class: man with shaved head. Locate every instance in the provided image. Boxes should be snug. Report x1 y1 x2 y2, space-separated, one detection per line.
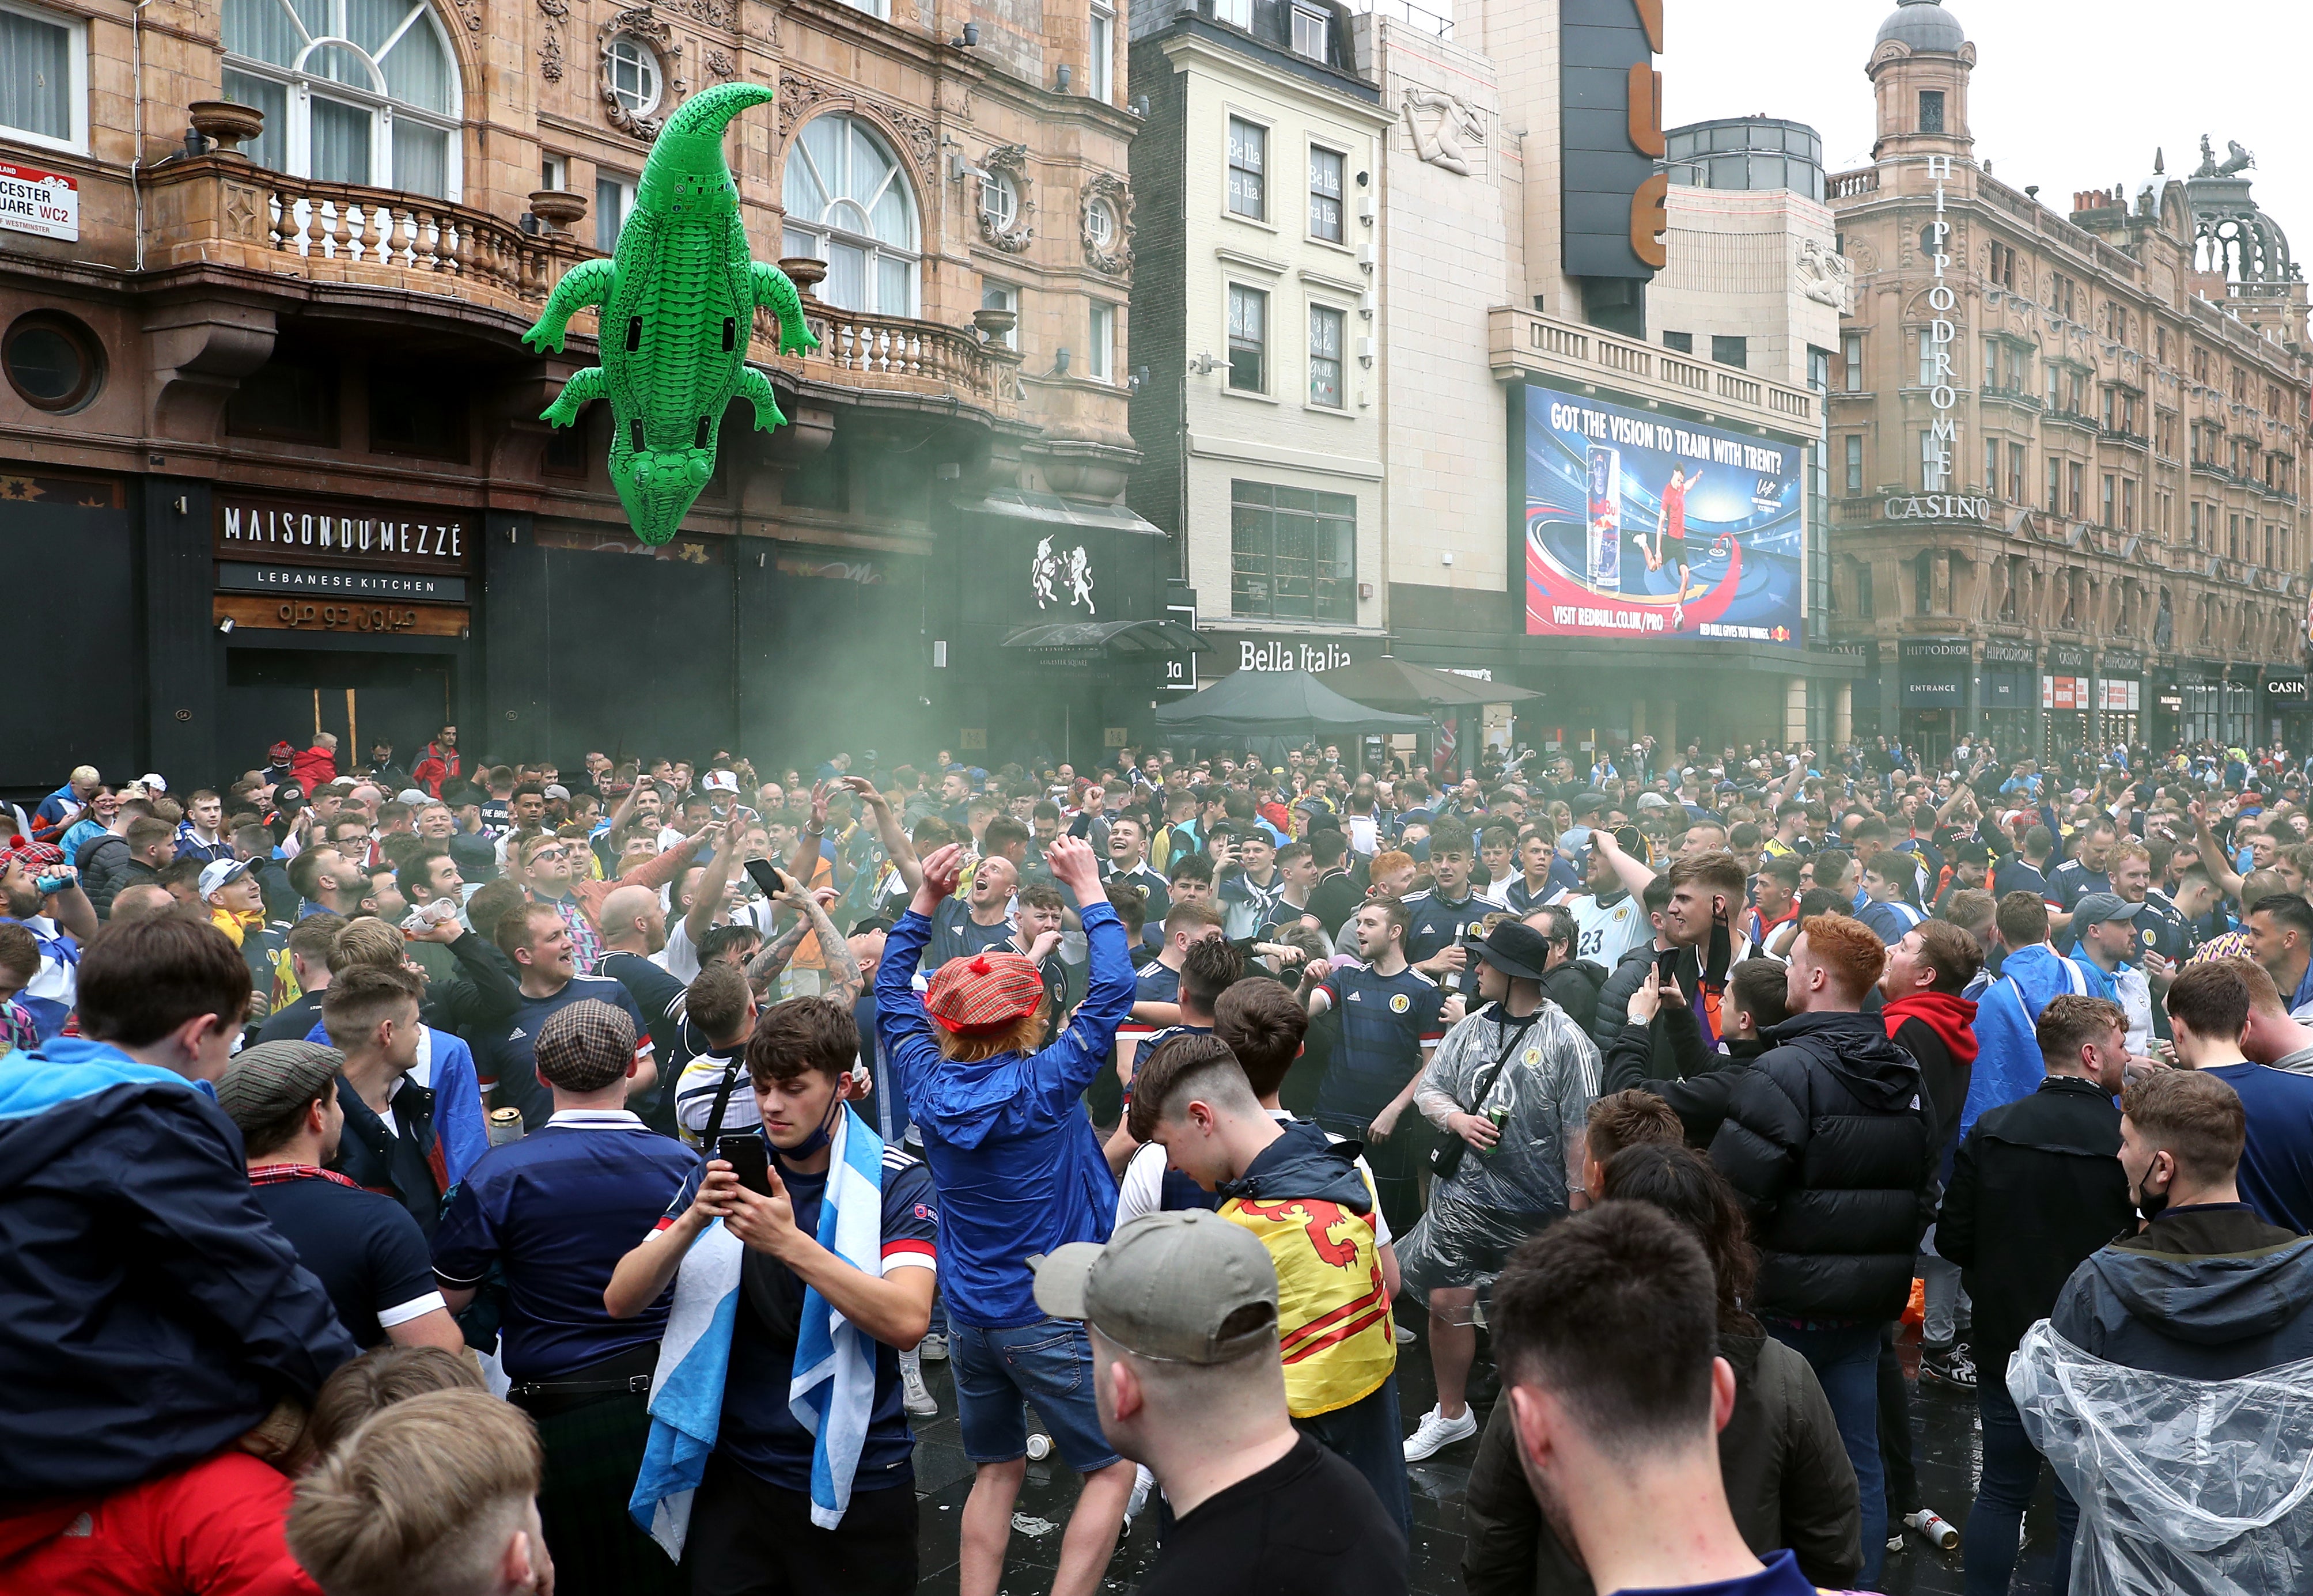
929 852 1020 970
594 881 688 1126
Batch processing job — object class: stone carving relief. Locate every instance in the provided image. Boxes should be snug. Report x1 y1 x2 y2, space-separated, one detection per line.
1797 237 1853 314
1402 87 1482 176
537 0 567 81
976 143 1034 255
775 73 938 175
1081 171 1134 278
599 7 686 139
706 48 736 78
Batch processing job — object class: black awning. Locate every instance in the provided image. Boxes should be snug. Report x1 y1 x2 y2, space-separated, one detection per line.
1001 619 1210 654
961 490 1167 536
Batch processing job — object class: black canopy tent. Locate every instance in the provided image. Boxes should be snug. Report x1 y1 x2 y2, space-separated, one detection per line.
1313 656 1537 778
1154 671 1430 772
1313 656 1539 712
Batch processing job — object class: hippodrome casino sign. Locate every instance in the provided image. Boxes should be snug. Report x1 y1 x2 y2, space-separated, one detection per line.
1520 381 1804 647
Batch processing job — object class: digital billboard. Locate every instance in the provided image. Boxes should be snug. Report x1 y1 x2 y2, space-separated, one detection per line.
1521 382 1804 646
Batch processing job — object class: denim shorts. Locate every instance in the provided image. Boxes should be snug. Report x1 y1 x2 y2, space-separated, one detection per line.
948 1317 1120 1473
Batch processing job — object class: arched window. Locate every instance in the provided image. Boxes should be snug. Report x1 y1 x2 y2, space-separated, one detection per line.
781 113 919 317
221 0 461 199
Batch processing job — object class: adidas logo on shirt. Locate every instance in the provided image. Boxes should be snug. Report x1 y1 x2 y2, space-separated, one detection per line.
1347 991 1362 1002
507 1028 527 1040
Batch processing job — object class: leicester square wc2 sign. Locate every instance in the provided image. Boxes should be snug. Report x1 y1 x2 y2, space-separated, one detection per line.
0 162 78 242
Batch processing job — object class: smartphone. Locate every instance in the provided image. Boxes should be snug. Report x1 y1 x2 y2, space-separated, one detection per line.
718 1133 774 1196
1655 946 1682 987
742 859 792 899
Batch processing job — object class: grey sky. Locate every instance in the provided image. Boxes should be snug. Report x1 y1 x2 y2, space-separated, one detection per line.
1665 0 2312 267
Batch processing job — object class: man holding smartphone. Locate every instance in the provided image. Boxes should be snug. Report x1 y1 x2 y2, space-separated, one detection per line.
608 995 938 1594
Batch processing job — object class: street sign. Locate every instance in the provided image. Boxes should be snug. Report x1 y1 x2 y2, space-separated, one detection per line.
0 162 79 242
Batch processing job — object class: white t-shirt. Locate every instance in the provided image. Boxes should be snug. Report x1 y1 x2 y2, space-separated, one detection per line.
1114 1110 1393 1250
653 919 702 984
1566 890 1650 970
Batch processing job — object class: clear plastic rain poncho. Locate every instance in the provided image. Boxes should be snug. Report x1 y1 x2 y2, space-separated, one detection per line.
2010 1320 2313 1596
1399 1000 1601 1306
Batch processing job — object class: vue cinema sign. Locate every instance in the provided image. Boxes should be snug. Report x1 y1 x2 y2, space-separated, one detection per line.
1561 0 1666 278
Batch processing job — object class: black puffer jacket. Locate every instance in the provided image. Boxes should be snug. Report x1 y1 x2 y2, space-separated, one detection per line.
1539 958 1604 1038
1710 1009 1935 1322
74 833 135 921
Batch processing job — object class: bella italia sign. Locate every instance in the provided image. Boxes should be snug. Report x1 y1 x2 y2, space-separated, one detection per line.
1921 154 1963 489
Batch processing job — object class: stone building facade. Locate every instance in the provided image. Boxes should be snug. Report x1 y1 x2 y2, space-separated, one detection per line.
1123 0 1391 689
1827 0 2312 759
0 0 1149 790
1357 0 1838 761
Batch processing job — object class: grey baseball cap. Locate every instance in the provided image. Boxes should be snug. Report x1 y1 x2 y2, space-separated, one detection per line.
2074 892 2146 927
1031 1211 1279 1364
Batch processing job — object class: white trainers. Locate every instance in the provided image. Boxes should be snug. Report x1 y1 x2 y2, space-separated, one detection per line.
1392 1321 1418 1345
1124 1464 1156 1523
1402 1402 1478 1461
918 1333 949 1362
900 1349 937 1417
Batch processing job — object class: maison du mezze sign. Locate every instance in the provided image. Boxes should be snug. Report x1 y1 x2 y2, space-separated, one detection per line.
213 491 479 573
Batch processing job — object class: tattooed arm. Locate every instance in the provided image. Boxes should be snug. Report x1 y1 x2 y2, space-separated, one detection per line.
796 887 864 1007
746 905 817 990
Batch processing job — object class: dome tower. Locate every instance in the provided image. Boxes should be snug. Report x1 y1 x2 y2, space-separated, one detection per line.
1867 0 1975 163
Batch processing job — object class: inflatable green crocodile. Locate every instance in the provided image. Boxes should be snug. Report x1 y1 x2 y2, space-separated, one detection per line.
523 82 818 545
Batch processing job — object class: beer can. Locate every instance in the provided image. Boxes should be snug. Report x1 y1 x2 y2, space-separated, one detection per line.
1478 1104 1509 1157
1905 1508 1960 1550
488 1106 524 1146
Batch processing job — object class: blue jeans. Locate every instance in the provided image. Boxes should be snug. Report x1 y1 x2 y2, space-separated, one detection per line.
948 1317 1120 1473
1769 1320 1887 1589
1293 1374 1411 1540
1964 1377 2076 1596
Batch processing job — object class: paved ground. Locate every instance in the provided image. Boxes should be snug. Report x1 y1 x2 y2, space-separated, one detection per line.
904 1321 2065 1595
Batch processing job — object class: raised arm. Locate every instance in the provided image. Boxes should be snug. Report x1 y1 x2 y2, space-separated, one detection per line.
683 822 738 952
746 903 820 990
2190 799 2245 902
794 885 862 1007
845 776 920 895
619 826 711 894
874 844 963 1102
1591 825 1657 900
789 784 832 888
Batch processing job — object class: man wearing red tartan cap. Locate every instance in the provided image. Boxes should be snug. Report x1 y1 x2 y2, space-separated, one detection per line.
877 834 1139 1596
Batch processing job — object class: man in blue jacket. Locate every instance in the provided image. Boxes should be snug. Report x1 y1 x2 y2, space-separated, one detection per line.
877 833 1138 1596
0 916 354 1517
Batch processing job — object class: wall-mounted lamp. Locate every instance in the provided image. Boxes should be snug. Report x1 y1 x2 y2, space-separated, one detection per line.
1055 64 1072 91
1129 93 1149 118
1128 364 1150 393
949 20 978 46
1051 347 1072 376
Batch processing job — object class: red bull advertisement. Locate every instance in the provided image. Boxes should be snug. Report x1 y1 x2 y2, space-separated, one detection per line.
1521 382 1804 645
